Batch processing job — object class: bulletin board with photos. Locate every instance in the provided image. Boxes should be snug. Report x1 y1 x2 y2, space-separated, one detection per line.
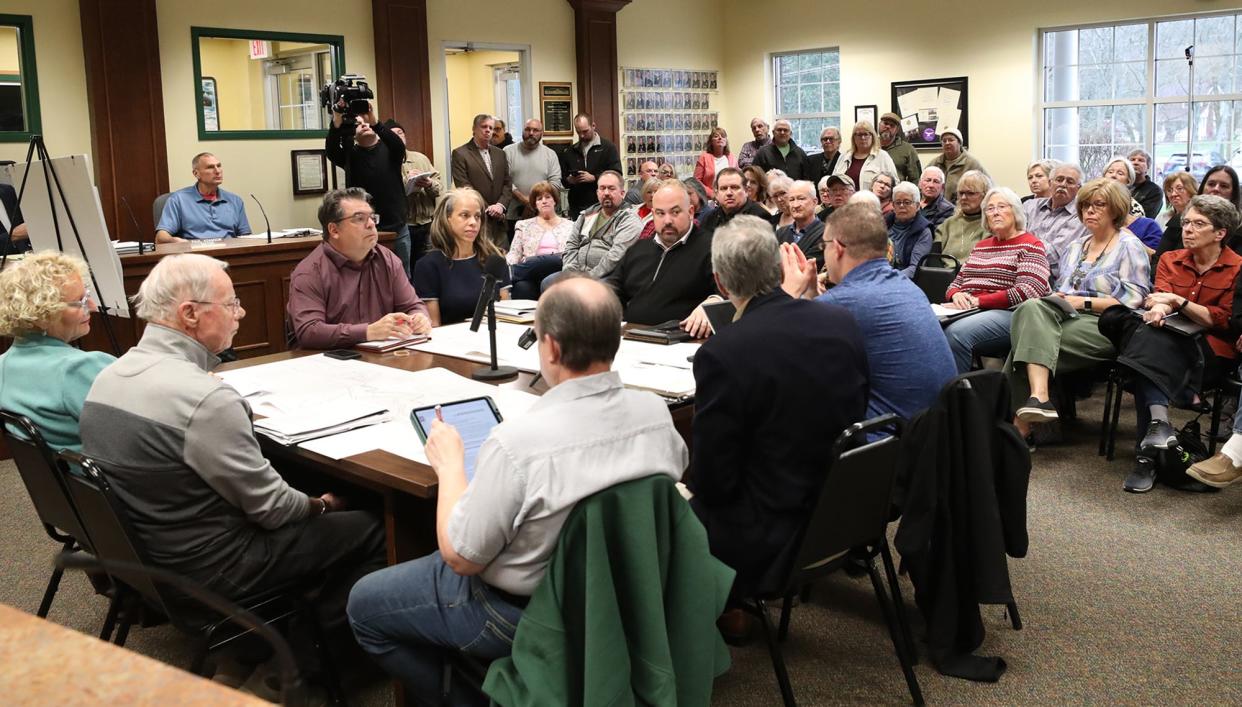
620 67 720 183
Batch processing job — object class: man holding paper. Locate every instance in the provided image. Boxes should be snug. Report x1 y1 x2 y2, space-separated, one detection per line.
81 253 385 631
288 188 430 349
346 275 688 696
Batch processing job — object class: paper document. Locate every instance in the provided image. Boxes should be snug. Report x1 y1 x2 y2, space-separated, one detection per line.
931 303 977 318
255 403 390 445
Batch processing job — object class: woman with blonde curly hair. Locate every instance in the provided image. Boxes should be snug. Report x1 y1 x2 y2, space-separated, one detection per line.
413 187 509 325
0 251 115 452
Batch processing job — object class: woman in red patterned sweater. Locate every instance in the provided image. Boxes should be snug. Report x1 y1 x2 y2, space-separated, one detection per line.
940 186 1052 372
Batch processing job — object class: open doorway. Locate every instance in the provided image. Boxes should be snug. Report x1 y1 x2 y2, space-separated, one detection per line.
442 43 532 158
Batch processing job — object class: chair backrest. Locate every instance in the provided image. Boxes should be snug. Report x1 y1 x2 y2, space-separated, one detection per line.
0 409 90 546
790 414 903 578
913 252 960 303
152 192 171 229
55 449 178 623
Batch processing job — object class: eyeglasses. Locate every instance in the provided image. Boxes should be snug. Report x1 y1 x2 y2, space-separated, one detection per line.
1052 176 1080 186
334 212 380 226
821 136 840 143
957 190 982 198
63 291 94 309
1183 218 1215 230
892 200 917 207
984 204 1012 214
1083 201 1110 212
190 296 242 313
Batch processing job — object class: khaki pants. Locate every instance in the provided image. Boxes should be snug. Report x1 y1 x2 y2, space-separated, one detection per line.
1003 298 1115 405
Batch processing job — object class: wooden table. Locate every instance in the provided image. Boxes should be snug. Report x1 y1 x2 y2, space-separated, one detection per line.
78 233 395 360
218 348 695 564
0 603 265 706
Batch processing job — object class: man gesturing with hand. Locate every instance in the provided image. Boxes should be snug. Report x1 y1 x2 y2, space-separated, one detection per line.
288 188 430 348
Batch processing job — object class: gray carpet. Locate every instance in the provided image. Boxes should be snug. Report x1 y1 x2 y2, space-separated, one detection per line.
2 393 1240 705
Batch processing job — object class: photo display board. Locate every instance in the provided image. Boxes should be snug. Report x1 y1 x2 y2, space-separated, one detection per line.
619 67 720 182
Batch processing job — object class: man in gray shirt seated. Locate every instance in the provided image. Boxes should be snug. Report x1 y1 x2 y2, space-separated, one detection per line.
347 274 688 698
80 253 385 621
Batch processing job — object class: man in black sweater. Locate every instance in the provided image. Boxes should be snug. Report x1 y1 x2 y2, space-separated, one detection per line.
325 103 411 277
606 181 719 335
560 113 623 218
698 168 771 238
752 119 811 180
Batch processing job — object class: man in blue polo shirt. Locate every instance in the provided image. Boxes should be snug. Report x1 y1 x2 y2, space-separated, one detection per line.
155 152 251 243
782 202 955 421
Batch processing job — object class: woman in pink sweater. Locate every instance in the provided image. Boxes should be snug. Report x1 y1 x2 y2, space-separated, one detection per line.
693 127 737 199
940 186 1052 372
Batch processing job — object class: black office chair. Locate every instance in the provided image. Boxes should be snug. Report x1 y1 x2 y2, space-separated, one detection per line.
913 252 960 304
151 192 171 228
739 415 923 707
55 449 346 705
0 410 97 618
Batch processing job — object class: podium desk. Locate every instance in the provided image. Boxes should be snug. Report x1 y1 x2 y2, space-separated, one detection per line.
78 233 396 360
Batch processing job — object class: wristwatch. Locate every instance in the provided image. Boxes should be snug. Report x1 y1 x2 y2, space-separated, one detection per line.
1083 298 1093 313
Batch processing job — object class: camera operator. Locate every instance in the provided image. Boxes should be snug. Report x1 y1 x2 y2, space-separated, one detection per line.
325 99 412 279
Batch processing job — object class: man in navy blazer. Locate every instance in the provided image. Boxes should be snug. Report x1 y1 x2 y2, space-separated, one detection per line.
687 214 869 609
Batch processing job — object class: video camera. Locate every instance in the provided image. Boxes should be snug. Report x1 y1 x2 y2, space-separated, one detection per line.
320 74 375 134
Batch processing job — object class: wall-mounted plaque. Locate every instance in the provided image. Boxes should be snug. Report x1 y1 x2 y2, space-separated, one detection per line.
540 82 574 142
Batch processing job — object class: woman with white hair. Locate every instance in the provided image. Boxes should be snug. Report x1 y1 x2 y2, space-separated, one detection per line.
765 172 795 229
832 120 898 191
887 181 932 278
0 251 115 452
870 172 896 215
1023 159 1058 202
932 170 993 261
847 190 882 211
940 187 1051 372
1103 156 1164 249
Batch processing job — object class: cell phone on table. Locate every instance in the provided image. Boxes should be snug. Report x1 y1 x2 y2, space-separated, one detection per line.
325 349 362 360
410 397 503 481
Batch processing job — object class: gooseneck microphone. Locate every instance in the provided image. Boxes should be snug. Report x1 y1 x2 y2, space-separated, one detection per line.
250 194 272 244
470 254 518 381
118 195 148 254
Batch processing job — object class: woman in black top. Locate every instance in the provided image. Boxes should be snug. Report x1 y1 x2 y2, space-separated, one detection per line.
413 188 510 325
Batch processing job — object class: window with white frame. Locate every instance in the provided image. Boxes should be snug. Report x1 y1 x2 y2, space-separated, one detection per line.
1040 12 1242 182
772 48 840 155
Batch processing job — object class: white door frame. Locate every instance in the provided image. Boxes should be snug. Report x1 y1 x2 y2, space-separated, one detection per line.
440 41 533 162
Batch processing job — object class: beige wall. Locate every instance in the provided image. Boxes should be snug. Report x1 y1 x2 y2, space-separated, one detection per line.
156 0 377 229
198 38 255 130
444 50 520 150
719 0 1235 192
427 0 576 180
0 1 91 166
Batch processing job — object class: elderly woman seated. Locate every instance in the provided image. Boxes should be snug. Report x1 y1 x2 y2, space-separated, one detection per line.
940 187 1051 373
1008 178 1151 433
1023 159 1058 202
1153 171 1199 258
886 181 933 278
766 172 795 230
1102 156 1164 249
870 171 896 215
1097 195 1242 492
0 251 116 453
932 169 993 261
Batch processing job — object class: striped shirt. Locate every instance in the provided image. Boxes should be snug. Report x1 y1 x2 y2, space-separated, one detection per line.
1056 229 1151 309
946 231 1051 309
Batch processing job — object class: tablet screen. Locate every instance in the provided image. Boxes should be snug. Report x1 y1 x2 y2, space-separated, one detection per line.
411 397 502 481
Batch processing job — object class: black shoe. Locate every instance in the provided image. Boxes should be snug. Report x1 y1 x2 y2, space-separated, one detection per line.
1025 433 1037 454
1163 474 1221 494
1139 419 1178 452
1123 457 1157 493
1016 397 1058 423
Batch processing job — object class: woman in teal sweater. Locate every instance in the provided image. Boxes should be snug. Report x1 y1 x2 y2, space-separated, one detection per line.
0 251 115 453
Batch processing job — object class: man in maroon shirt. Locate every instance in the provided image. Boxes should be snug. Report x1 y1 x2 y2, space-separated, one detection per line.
287 188 431 348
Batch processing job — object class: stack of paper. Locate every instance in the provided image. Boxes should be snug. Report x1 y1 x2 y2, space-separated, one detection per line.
254 403 391 445
112 241 145 255
491 300 538 324
357 334 431 353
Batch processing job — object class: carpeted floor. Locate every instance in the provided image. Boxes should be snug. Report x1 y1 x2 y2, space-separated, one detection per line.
2 393 1240 705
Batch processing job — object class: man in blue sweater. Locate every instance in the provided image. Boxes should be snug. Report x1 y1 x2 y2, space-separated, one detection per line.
782 203 956 421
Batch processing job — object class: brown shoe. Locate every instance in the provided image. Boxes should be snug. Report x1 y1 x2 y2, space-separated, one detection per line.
1187 453 1242 488
717 608 754 646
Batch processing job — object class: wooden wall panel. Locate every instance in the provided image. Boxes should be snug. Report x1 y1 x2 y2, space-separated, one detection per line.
79 0 169 242
568 0 630 144
372 0 434 160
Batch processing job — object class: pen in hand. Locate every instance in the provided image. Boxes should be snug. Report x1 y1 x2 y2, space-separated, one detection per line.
435 404 443 422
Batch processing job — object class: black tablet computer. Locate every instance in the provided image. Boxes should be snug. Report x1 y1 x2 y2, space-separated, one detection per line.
410 396 503 481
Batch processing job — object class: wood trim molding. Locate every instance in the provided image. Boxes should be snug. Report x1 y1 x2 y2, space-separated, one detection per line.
567 0 631 144
372 0 434 160
79 0 169 241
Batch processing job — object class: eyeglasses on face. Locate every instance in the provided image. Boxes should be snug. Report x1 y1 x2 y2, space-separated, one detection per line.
892 200 917 207
334 212 380 227
64 290 94 309
189 296 242 313
1183 218 1215 230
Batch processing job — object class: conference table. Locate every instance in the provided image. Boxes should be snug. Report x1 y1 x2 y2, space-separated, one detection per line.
217 345 696 565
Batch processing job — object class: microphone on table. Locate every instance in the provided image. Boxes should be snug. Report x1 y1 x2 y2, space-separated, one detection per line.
470 254 518 381
250 194 272 244
119 195 148 255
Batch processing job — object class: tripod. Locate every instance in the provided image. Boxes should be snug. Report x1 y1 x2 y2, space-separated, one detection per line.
4 135 122 356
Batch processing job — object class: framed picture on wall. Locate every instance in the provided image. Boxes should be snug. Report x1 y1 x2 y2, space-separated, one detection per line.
890 76 968 149
854 105 877 127
201 77 219 132
291 149 328 196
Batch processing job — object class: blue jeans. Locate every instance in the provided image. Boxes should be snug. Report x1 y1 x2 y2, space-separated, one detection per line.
347 552 524 706
391 224 412 281
942 309 1014 374
511 254 563 300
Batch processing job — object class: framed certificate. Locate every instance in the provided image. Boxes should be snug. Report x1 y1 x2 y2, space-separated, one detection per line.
291 149 328 196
